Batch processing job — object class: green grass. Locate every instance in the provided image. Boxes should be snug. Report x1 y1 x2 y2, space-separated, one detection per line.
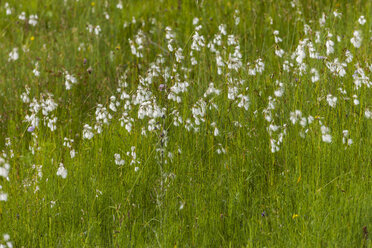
0 0 371 247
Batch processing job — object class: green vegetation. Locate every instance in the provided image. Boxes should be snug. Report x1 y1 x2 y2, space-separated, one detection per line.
0 0 371 247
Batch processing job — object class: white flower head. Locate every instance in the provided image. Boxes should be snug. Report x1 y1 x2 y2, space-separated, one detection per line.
8 48 19 61
5 3 12 15
365 109 371 119
18 11 26 20
290 110 302 125
326 39 334 55
57 163 67 179
218 24 227 35
321 125 332 143
192 17 199 25
333 10 342 18
270 139 280 153
350 30 362 48
322 134 332 143
114 153 125 165
0 193 8 201
310 68 319 82
326 94 337 108
275 48 285 57
358 15 366 25
29 14 38 26
116 1 123 9
3 233 10 241
83 124 94 139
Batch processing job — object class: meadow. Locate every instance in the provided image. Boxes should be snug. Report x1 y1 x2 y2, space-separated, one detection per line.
0 0 371 247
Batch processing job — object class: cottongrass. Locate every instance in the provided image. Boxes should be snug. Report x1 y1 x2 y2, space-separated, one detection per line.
0 0 370 246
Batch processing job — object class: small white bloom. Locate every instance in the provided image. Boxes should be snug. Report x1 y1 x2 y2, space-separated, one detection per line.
218 24 227 35
175 48 184 62
365 109 371 119
94 25 101 35
333 10 342 18
326 94 337 108
274 88 284 97
275 48 285 57
345 50 353 63
8 48 19 61
0 166 9 178
64 71 77 90
311 68 319 82
0 193 8 201
192 17 199 25
29 14 38 26
18 12 26 20
319 13 326 26
290 110 302 125
321 125 329 134
321 125 332 143
269 124 279 133
350 30 362 48
5 3 12 15
270 139 280 153
214 127 219 136
326 40 334 55
83 124 94 139
3 234 10 241
114 153 125 165
56 163 67 179
70 149 76 158
358 15 366 25
47 116 57 131
307 116 314 124
299 117 307 127
191 57 197 65
33 68 40 77
342 130 349 137
322 134 332 143
95 189 102 198
116 1 123 9
237 94 250 110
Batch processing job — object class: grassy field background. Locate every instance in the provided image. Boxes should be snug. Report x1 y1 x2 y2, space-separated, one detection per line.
0 0 371 247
